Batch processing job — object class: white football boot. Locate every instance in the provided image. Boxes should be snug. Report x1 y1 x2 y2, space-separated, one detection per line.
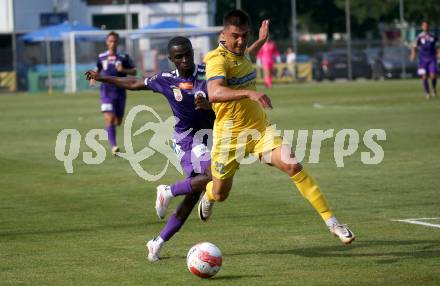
198 192 214 221
146 237 163 262
329 223 356 245
111 146 120 156
155 185 172 219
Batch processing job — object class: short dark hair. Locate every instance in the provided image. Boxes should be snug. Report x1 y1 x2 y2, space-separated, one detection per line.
167 36 192 53
223 9 250 28
106 31 119 39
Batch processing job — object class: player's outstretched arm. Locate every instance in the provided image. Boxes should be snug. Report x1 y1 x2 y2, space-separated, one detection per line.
410 44 417 61
115 63 137 75
84 70 147 90
207 78 272 109
247 19 269 60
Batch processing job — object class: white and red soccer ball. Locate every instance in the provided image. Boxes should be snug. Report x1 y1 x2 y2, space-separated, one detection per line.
186 242 222 278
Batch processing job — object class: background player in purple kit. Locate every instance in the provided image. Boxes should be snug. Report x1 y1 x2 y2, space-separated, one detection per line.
411 21 440 99
85 37 214 262
95 31 136 154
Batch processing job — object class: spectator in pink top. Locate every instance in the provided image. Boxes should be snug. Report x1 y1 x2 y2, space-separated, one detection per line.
257 39 280 88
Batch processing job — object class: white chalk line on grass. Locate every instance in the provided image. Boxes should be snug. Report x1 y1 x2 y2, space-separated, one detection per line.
392 217 440 229
313 102 440 111
313 103 379 110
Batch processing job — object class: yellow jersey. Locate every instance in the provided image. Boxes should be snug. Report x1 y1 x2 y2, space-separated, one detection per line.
204 43 269 133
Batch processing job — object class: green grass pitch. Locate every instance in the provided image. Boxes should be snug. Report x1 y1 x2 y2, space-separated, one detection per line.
1 80 439 285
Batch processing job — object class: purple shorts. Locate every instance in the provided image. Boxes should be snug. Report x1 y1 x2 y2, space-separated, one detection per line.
100 96 126 119
418 59 438 76
173 140 211 178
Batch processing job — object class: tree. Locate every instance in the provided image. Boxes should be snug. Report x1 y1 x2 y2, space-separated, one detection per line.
334 0 399 38
405 0 440 25
214 0 439 44
298 0 346 41
215 0 292 41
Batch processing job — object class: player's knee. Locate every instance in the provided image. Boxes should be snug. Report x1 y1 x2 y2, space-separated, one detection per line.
212 187 230 202
285 162 303 176
204 170 212 181
213 191 229 202
113 117 121 126
104 117 112 126
200 171 211 183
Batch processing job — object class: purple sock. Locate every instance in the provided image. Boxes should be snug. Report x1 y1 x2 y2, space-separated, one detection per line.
106 125 117 147
159 214 183 241
423 79 430 94
170 178 192 196
432 78 437 91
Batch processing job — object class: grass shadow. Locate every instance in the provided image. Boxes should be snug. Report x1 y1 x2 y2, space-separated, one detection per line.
213 274 263 280
0 221 163 239
228 239 440 263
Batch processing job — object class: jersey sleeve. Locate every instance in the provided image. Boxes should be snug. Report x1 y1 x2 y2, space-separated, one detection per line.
205 52 227 81
144 74 166 94
96 57 102 71
415 36 421 48
123 54 135 69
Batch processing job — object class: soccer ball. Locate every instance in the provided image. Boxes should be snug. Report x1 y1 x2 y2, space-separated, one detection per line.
186 242 222 278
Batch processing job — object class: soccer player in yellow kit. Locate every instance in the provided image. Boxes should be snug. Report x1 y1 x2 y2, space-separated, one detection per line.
199 10 355 244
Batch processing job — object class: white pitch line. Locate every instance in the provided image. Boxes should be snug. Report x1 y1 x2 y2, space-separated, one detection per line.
312 103 376 110
392 218 440 229
313 103 325 109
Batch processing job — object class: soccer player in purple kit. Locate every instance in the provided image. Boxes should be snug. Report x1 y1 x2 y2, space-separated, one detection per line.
86 36 215 262
95 31 136 154
86 33 269 261
411 21 440 99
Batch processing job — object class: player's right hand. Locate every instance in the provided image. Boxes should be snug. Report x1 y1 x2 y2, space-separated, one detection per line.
248 90 273 109
258 19 270 43
85 70 100 81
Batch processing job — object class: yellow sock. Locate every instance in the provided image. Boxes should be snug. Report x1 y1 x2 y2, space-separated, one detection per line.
205 181 216 202
291 169 334 221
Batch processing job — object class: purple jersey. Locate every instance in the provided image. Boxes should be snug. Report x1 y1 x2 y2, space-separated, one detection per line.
416 32 438 61
144 64 215 151
97 51 135 99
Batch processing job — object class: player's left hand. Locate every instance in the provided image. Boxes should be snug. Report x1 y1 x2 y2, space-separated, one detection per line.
248 90 273 109
116 62 124 72
258 19 270 42
195 95 211 110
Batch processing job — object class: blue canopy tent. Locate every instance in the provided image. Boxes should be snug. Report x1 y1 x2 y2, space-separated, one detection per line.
138 19 197 31
131 19 220 39
22 22 100 42
22 22 100 93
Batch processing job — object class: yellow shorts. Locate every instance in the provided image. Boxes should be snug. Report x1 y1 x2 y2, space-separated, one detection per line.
211 123 283 179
